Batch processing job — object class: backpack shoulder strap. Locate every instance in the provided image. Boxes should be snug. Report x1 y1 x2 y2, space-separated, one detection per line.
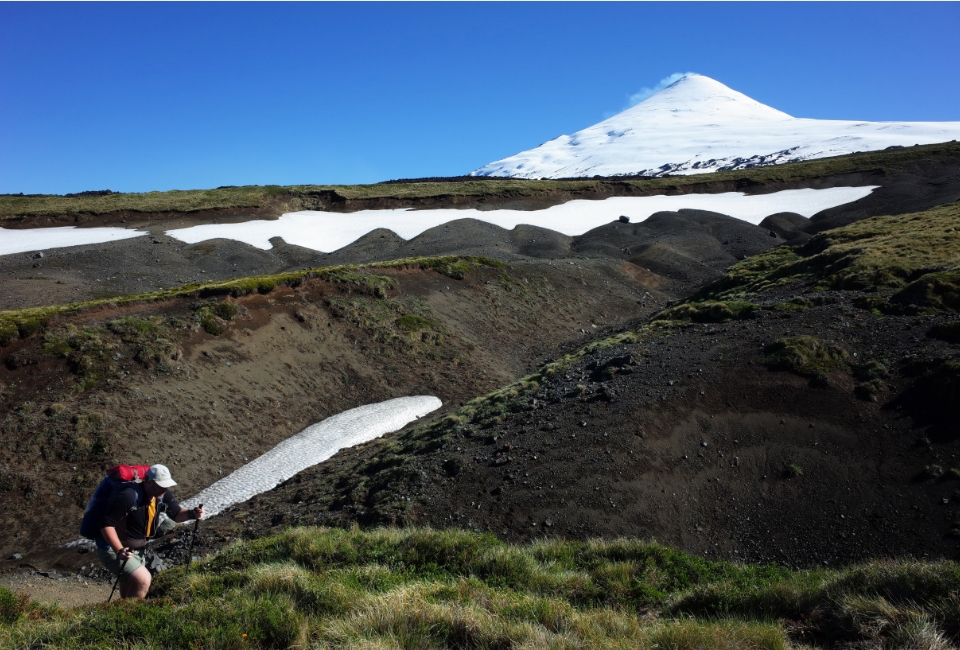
108 481 144 511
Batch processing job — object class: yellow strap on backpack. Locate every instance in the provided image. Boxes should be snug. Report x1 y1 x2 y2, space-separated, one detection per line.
145 497 157 538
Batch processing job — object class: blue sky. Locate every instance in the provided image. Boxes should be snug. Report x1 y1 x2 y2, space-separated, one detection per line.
2 2 959 194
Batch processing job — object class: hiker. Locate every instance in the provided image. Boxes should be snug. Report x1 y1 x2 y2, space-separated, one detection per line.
96 464 204 599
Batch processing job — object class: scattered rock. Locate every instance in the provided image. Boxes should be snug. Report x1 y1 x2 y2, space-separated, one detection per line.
443 459 463 476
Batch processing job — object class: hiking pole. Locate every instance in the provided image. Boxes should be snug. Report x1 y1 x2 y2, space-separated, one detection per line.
186 504 203 566
107 550 130 603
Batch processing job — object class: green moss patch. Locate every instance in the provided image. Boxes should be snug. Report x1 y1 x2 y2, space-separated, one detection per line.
657 300 757 323
396 314 433 332
41 324 117 390
194 301 240 336
763 336 849 378
890 270 960 312
106 316 184 366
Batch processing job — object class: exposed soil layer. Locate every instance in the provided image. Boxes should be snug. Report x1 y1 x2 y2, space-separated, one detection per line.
212 296 960 570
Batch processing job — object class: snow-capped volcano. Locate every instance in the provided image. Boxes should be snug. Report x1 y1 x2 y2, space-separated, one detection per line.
471 74 960 179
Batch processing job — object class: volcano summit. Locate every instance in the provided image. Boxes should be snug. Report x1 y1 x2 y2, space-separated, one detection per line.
471 74 960 179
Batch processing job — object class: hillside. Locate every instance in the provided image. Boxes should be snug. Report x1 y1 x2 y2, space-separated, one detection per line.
1 145 959 648
201 201 960 571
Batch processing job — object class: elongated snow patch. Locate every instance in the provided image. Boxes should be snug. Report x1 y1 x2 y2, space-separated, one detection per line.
0 226 147 257
164 187 876 253
178 396 441 519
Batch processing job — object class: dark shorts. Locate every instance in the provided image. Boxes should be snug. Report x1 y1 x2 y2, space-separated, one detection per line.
96 546 147 578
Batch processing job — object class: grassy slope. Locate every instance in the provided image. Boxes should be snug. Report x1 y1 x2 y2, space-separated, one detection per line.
3 141 959 219
690 200 960 303
2 527 958 649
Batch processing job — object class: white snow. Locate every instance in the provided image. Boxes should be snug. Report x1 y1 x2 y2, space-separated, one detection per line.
0 225 147 257
164 186 875 252
471 74 960 179
179 396 441 519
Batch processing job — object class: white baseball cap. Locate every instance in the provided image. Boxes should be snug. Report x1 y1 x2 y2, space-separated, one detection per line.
146 464 177 488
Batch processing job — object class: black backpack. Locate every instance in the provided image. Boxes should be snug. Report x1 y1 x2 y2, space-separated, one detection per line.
79 476 146 540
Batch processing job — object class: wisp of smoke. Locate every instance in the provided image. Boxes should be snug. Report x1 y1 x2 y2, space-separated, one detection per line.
627 72 698 107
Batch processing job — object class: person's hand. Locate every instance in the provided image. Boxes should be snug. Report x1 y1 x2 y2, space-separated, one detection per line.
193 505 205 521
118 547 133 562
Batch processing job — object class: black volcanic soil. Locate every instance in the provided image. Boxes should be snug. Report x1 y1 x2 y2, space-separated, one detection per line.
210 296 960 570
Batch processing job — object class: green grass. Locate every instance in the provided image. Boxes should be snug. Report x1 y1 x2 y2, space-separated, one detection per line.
4 141 959 220
1 527 957 649
697 201 960 302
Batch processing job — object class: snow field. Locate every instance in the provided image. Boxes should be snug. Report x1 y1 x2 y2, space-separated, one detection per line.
0 225 147 257
178 396 442 519
164 186 877 253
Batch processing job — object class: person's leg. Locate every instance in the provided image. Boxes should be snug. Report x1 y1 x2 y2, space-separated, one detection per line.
97 547 149 599
120 566 152 599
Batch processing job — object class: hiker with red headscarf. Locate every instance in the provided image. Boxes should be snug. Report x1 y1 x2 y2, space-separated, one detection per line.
96 464 204 599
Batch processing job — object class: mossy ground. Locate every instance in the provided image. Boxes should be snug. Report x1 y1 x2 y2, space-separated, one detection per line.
1 527 956 649
698 201 960 303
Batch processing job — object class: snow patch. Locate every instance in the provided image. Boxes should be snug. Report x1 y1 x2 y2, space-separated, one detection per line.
164 186 876 253
179 396 441 519
0 226 147 257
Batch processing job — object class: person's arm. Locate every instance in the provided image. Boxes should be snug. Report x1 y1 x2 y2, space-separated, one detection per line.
100 526 132 560
167 494 204 523
173 504 204 523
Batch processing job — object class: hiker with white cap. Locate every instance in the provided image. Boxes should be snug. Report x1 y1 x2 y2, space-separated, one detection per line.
96 464 204 599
